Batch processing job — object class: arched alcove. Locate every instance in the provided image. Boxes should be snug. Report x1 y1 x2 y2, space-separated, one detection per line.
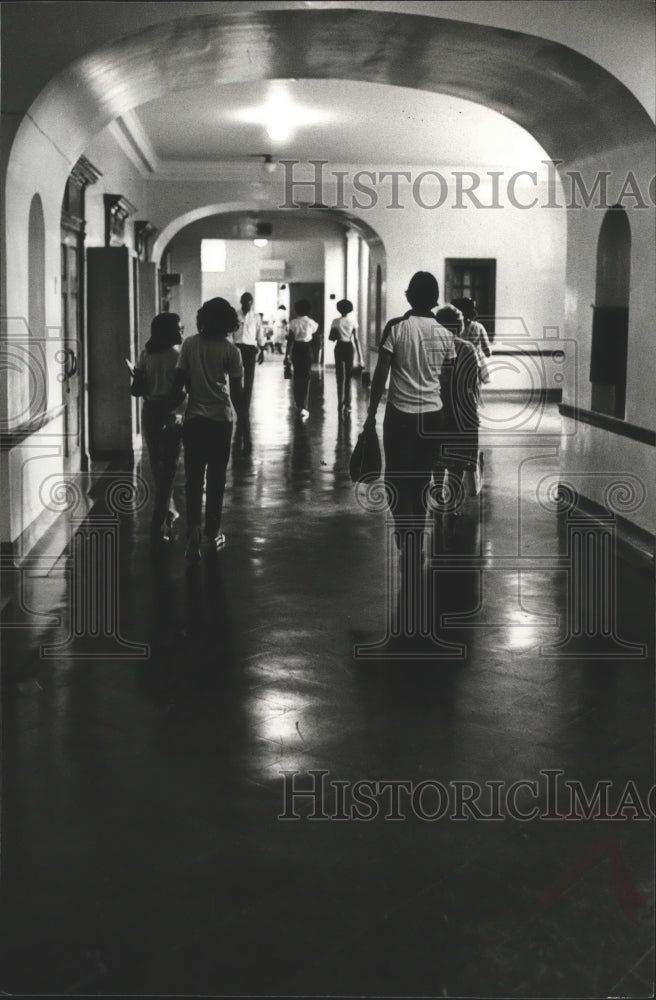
590 208 631 419
27 193 47 422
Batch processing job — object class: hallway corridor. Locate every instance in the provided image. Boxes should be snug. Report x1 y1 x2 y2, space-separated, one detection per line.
1 362 654 997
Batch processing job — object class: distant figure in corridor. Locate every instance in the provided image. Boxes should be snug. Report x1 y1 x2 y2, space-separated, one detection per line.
364 271 456 545
234 292 264 455
329 298 363 417
450 296 492 383
170 298 246 561
435 305 481 511
285 299 319 420
273 303 288 354
138 312 185 542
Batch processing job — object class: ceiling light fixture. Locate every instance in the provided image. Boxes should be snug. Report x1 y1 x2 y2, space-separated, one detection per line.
231 86 333 144
266 118 292 143
253 238 268 248
262 155 276 174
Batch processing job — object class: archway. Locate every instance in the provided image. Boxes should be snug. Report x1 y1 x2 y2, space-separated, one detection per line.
10 8 653 174
159 204 387 369
6 6 651 354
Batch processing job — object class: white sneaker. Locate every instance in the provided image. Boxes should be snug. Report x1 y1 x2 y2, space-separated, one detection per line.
300 408 310 420
212 531 227 553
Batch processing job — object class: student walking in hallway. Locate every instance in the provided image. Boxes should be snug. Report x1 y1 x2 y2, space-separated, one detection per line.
137 312 186 542
233 292 264 455
364 272 456 543
285 299 319 420
170 297 246 560
329 298 363 417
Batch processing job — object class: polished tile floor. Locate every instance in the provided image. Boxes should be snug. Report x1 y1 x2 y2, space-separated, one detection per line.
1 359 654 997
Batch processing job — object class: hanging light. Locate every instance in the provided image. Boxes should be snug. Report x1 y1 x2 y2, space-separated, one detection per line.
262 155 276 174
253 238 268 248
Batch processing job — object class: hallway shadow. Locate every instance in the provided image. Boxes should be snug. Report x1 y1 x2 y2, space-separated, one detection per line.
137 552 240 704
351 498 483 670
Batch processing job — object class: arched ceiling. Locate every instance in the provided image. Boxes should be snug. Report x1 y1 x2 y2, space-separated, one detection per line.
4 2 654 122
173 210 352 243
134 79 546 168
153 204 384 262
20 7 654 170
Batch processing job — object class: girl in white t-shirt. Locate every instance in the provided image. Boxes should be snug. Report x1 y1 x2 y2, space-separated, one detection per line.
284 299 319 419
329 299 363 416
450 297 492 383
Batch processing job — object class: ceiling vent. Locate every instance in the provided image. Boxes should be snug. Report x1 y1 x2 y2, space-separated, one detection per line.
259 259 287 279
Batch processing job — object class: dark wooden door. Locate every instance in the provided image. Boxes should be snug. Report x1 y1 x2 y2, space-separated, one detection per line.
444 258 496 337
60 229 84 467
288 282 324 330
288 282 325 363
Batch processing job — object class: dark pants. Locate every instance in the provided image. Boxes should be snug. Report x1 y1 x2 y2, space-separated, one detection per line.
142 400 182 528
183 417 233 538
291 342 312 410
236 344 257 412
383 404 445 530
334 341 354 408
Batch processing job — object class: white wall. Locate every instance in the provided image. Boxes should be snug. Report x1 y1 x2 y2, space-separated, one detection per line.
324 238 346 347
143 167 566 341
83 129 148 252
558 137 656 535
167 236 327 329
1 120 147 542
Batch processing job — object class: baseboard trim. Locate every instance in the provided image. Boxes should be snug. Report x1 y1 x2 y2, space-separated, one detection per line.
0 504 60 565
565 487 654 571
1 461 109 569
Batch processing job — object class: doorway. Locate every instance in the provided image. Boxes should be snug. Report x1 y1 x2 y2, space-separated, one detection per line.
444 259 497 338
288 282 325 363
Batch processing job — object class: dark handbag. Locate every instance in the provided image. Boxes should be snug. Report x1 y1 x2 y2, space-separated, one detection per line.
130 368 148 398
283 360 292 380
328 328 339 342
349 427 382 484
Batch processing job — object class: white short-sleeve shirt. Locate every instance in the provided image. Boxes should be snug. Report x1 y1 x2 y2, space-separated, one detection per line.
289 316 319 343
330 316 357 342
381 312 456 413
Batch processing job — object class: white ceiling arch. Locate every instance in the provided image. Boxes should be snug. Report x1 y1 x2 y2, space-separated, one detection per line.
12 5 654 178
153 202 385 265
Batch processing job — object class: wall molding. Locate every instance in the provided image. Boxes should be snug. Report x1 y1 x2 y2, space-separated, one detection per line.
492 347 562 356
559 403 655 446
108 110 160 177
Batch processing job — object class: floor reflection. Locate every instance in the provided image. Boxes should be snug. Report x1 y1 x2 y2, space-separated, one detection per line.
1 366 653 998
